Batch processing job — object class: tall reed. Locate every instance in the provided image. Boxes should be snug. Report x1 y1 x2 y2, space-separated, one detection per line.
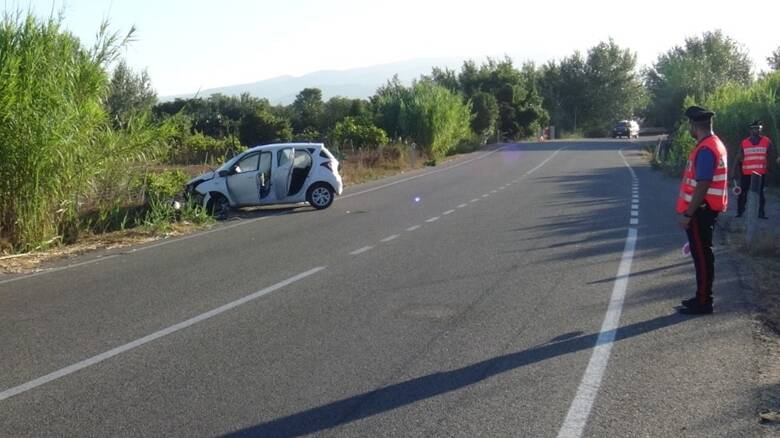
0 11 161 251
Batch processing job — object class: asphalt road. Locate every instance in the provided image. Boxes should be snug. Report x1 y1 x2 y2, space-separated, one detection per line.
0 140 764 437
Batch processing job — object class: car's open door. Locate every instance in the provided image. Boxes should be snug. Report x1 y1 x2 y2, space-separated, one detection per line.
272 147 294 200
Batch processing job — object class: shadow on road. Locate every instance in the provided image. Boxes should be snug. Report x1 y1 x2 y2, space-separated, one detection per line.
221 312 690 438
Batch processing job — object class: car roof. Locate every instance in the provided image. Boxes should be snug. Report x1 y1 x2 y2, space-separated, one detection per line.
247 143 324 153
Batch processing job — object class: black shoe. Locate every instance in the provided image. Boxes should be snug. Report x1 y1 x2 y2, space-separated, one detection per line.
679 303 713 315
735 212 743 218
759 214 769 219
681 297 699 307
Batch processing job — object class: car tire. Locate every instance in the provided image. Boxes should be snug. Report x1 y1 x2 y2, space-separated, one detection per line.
207 193 230 220
307 183 334 210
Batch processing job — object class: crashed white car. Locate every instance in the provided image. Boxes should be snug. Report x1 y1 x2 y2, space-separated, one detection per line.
185 143 343 218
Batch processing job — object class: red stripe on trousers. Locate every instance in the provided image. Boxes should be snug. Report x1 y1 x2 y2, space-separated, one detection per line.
690 216 708 304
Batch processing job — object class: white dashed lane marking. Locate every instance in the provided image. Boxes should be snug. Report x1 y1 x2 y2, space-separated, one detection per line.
457 204 468 208
470 199 480 203
406 225 421 232
443 210 455 216
349 246 374 255
380 235 399 243
425 217 440 223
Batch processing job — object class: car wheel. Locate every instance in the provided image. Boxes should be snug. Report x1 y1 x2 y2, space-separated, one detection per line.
207 194 230 220
307 183 334 210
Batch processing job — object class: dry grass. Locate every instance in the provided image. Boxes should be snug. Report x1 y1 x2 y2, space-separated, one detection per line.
1 145 483 274
0 222 207 273
339 146 425 186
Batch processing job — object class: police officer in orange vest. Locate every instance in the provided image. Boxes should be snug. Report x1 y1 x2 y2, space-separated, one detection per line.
735 120 776 219
677 106 728 315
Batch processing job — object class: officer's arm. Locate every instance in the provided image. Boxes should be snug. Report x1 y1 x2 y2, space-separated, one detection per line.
732 147 743 179
685 181 712 217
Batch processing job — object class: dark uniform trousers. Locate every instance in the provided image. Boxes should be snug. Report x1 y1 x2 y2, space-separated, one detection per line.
737 173 766 216
686 205 718 305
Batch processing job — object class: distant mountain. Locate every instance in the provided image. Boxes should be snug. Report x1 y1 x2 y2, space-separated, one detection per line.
164 57 479 104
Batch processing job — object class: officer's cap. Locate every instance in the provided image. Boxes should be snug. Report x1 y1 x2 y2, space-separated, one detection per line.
749 120 763 128
684 105 715 122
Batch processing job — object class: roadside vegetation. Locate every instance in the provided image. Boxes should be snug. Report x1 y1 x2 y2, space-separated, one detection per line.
2 9 779 258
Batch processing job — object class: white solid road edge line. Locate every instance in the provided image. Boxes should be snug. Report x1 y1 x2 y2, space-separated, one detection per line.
0 267 326 402
557 147 640 437
557 228 637 438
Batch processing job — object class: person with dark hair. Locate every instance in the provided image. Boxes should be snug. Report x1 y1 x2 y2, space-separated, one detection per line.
734 120 776 219
676 106 729 315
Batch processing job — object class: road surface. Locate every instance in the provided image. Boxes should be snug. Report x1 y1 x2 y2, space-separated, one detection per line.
0 141 763 437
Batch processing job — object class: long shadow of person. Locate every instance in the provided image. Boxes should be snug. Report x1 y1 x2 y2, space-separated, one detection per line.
222 311 690 437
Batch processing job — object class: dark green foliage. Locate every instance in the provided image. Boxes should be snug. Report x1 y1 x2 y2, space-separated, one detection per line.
541 40 644 136
292 87 324 134
330 117 389 149
470 92 499 140
645 30 752 129
663 74 780 186
106 60 157 129
371 75 410 139
769 47 780 71
239 109 292 146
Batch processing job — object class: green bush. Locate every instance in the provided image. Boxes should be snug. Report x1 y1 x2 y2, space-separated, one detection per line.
330 117 389 150
0 12 166 251
664 73 780 183
402 81 472 158
142 170 211 230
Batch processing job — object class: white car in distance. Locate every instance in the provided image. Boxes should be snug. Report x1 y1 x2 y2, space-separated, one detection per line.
185 143 343 219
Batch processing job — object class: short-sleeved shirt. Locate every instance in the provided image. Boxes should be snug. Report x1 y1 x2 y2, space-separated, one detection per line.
695 148 715 181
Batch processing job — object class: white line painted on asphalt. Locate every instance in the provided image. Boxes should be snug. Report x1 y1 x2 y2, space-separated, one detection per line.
0 267 326 402
498 186 506 190
631 203 639 208
349 246 374 255
523 147 565 177
618 148 637 179
406 225 421 232
470 198 480 203
380 235 400 243
490 190 498 194
482 194 490 198
631 211 638 217
557 228 637 438
442 210 455 216
558 147 640 438
425 217 440 223
457 204 468 209
630 218 639 225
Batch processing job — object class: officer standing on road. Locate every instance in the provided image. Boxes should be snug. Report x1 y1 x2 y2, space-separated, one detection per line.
676 106 729 315
734 120 777 219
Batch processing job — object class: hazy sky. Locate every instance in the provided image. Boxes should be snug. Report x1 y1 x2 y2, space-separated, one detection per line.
15 0 780 96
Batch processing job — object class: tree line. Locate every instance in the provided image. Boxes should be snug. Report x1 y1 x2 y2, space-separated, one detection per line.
1 9 778 252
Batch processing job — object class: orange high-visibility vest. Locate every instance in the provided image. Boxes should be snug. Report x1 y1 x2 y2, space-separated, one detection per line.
676 135 729 213
740 136 770 175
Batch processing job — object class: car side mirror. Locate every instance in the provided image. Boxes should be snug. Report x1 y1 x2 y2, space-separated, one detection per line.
218 169 230 178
